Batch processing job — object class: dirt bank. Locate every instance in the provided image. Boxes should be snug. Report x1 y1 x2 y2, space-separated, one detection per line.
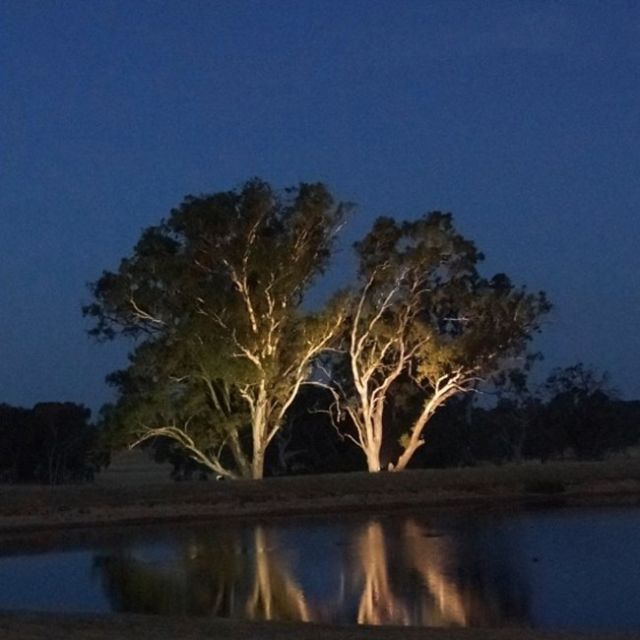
1 459 640 535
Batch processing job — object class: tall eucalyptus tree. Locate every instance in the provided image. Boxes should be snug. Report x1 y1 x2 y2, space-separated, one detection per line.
86 179 348 479
324 213 550 472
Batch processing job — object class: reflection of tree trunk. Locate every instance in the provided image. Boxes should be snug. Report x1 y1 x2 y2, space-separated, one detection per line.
403 520 469 626
245 526 311 622
355 521 409 625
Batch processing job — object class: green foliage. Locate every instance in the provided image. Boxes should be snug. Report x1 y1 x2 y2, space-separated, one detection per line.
86 179 349 478
87 188 563 476
357 212 549 382
335 211 551 471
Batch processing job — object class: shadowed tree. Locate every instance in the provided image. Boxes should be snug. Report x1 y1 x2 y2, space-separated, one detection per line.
323 213 550 472
85 179 349 479
484 366 545 464
0 402 97 484
0 404 31 482
31 402 95 484
542 364 624 460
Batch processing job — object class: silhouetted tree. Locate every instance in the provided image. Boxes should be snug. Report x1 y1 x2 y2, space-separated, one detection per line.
541 364 626 460
266 384 362 475
0 402 98 484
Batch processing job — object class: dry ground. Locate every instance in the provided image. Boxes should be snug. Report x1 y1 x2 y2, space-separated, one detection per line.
2 459 640 639
1 457 640 534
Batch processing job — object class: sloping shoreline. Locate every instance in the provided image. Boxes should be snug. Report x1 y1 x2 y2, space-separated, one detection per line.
1 459 640 534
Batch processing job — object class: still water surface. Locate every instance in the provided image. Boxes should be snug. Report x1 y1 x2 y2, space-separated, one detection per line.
1 507 640 631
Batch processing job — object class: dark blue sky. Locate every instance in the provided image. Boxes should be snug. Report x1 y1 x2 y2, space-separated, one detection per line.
1 1 639 411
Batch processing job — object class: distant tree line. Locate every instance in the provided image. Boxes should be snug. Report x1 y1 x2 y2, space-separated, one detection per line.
415 365 640 469
0 402 102 484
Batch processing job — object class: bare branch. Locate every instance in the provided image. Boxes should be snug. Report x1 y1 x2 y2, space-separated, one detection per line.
128 424 238 479
128 297 165 326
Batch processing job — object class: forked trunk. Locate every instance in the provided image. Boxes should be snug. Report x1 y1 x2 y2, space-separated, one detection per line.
391 389 455 471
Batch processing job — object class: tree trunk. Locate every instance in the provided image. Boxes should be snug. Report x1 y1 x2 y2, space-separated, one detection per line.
392 389 457 471
251 450 265 480
393 437 424 471
361 412 383 472
250 385 269 479
228 428 252 478
365 450 382 472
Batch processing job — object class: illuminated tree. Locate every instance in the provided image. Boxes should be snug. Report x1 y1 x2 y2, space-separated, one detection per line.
325 213 550 472
86 179 348 479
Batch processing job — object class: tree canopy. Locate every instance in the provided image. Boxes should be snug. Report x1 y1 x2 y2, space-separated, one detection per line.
86 179 349 479
87 181 554 478
322 212 551 472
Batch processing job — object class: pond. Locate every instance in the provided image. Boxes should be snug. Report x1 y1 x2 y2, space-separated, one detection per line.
1 506 640 631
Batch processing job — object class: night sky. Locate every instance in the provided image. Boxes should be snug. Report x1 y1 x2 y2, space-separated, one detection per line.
1 1 639 412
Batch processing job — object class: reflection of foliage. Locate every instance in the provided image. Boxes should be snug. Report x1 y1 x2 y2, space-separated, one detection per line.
93 527 311 621
94 531 247 616
94 554 187 615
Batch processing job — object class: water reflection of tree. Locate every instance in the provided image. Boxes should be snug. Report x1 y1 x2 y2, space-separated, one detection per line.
353 520 410 625
404 520 470 625
347 518 530 627
93 529 247 616
402 518 529 626
94 526 311 621
94 516 529 627
245 526 310 621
